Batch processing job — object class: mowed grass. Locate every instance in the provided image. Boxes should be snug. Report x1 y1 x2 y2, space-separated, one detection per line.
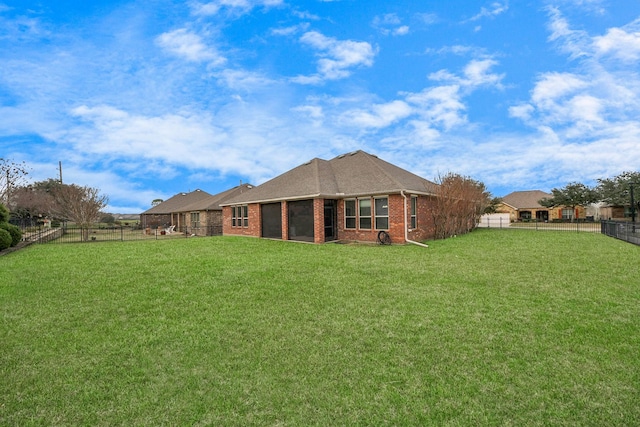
1 230 639 426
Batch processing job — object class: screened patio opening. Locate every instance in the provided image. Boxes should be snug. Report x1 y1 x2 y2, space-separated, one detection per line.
288 199 314 242
261 202 282 239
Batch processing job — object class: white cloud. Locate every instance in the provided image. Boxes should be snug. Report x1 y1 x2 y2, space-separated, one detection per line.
156 28 226 65
468 1 509 22
546 6 590 58
530 72 587 107
341 100 413 128
213 69 276 91
372 13 410 36
429 58 504 89
593 22 640 62
406 85 467 130
513 12 640 143
189 0 282 16
394 26 410 36
295 31 376 82
271 23 309 36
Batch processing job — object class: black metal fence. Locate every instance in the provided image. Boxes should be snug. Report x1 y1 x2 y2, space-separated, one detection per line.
600 220 640 245
476 218 602 233
20 224 223 244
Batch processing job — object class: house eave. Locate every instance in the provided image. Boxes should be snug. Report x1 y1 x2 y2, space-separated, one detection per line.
220 188 436 206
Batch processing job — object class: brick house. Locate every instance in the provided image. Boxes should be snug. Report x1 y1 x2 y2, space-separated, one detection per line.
141 184 253 235
497 190 587 222
220 150 438 244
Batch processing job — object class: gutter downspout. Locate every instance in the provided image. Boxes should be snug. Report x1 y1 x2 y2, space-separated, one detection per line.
401 190 429 248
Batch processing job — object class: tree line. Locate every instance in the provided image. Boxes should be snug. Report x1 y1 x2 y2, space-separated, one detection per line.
1 159 108 240
538 171 640 220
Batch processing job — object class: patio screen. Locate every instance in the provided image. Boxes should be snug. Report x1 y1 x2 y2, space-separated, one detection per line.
288 199 314 242
261 202 282 239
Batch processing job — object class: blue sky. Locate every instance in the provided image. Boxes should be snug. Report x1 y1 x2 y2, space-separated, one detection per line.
1 0 640 213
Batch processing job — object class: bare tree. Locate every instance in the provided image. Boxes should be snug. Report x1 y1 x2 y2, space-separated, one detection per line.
0 158 29 205
10 186 57 224
432 173 491 239
52 184 109 240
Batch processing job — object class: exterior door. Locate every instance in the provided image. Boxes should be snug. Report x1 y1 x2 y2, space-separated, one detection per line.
261 203 282 239
324 200 337 241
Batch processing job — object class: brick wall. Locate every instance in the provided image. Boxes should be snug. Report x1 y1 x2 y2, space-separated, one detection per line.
407 195 436 241
222 204 262 237
223 193 436 244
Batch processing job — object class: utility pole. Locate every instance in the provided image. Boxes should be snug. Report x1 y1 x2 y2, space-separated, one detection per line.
59 161 63 184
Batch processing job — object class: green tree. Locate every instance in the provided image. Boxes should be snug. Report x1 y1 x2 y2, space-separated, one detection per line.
539 182 599 221
484 197 503 214
0 228 11 250
596 171 640 206
0 203 9 223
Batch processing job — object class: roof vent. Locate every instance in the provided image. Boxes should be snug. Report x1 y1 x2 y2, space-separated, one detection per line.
338 154 346 158
349 151 358 156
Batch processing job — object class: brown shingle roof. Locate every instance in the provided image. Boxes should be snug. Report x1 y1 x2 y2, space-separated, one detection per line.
141 189 213 214
501 190 552 209
141 185 255 214
221 150 437 205
179 184 254 211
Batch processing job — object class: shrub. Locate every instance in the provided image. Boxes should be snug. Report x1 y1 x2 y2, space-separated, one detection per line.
0 203 9 223
0 228 11 251
0 222 22 247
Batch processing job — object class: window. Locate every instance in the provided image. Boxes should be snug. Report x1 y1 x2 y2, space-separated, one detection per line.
410 196 417 229
242 205 248 227
345 199 356 229
562 208 573 220
232 205 248 227
374 197 389 230
359 198 371 229
190 212 200 228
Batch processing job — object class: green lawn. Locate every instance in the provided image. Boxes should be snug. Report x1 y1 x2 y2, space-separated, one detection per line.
1 230 639 426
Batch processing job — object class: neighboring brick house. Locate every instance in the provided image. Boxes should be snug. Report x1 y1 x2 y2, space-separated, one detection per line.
140 184 253 235
497 190 586 222
220 150 438 244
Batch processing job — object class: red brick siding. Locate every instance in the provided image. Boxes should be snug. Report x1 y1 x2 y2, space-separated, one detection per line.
223 193 436 244
281 201 288 240
407 195 436 241
313 198 325 244
222 204 262 238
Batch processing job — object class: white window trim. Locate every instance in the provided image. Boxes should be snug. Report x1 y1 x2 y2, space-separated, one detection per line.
374 196 389 230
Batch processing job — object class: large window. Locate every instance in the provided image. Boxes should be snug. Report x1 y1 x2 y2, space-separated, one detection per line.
374 197 389 230
232 205 248 227
410 196 417 229
562 208 573 221
190 212 200 228
345 199 356 229
359 198 372 229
